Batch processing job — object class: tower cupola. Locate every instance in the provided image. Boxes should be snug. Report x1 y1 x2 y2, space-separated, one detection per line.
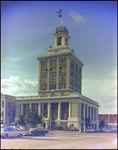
53 25 70 48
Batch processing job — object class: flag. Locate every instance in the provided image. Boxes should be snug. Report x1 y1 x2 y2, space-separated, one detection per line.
57 9 62 14
58 14 62 18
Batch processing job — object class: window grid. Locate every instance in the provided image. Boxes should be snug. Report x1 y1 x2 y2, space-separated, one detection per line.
41 85 47 90
41 77 47 83
59 83 66 89
50 68 57 74
59 75 66 81
59 67 66 73
50 60 56 66
58 37 62 45
41 69 47 75
59 58 66 64
50 76 57 82
49 84 56 90
41 61 47 67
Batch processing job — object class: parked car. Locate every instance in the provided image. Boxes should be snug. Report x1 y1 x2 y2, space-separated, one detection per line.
25 128 48 136
111 128 117 131
86 128 95 132
1 128 26 138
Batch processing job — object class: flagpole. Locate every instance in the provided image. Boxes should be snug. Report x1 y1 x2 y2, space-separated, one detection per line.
61 7 63 25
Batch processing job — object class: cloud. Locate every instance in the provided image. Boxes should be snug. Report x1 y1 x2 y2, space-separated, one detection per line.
1 76 38 96
69 11 86 25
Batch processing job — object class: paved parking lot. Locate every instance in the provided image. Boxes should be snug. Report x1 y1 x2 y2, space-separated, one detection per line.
1 131 117 149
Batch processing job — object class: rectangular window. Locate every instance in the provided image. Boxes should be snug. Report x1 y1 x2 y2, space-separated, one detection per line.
50 76 56 82
70 68 74 76
62 103 69 109
41 77 47 83
49 84 56 90
51 103 58 110
2 101 4 107
75 63 78 71
8 102 10 107
41 61 47 67
41 69 47 75
32 104 38 111
75 72 77 78
78 74 81 80
59 83 66 89
50 60 56 66
41 85 47 90
58 37 62 45
44 104 47 110
59 67 66 73
50 68 57 74
70 59 74 68
59 58 66 64
59 75 66 81
79 66 81 73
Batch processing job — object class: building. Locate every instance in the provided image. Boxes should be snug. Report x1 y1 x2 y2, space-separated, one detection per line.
99 114 118 130
14 25 100 131
1 93 16 125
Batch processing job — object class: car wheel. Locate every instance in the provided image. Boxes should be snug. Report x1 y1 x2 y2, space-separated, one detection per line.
4 134 8 138
18 134 22 138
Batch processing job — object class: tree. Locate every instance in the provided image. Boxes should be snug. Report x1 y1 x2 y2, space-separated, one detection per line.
99 120 105 129
16 114 25 126
24 107 42 128
85 117 91 129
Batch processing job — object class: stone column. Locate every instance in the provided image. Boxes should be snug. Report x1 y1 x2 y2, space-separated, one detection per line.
86 106 88 118
62 35 65 45
66 54 70 89
57 102 61 120
55 37 57 47
73 61 75 89
38 61 41 93
96 108 99 129
90 107 91 119
38 103 41 116
48 103 51 119
21 104 23 115
93 107 95 129
83 104 85 120
47 59 50 90
69 102 71 118
29 103 32 112
83 104 85 132
56 58 59 90
78 102 81 132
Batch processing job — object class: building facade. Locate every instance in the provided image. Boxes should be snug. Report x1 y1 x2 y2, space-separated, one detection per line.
1 93 16 125
99 114 118 130
14 25 100 131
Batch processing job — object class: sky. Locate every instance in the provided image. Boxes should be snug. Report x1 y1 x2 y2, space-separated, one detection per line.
1 1 117 114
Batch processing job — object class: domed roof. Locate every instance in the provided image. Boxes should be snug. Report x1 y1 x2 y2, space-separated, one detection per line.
55 25 68 34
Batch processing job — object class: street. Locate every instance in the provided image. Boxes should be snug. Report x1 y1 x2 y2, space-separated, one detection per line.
1 131 117 149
